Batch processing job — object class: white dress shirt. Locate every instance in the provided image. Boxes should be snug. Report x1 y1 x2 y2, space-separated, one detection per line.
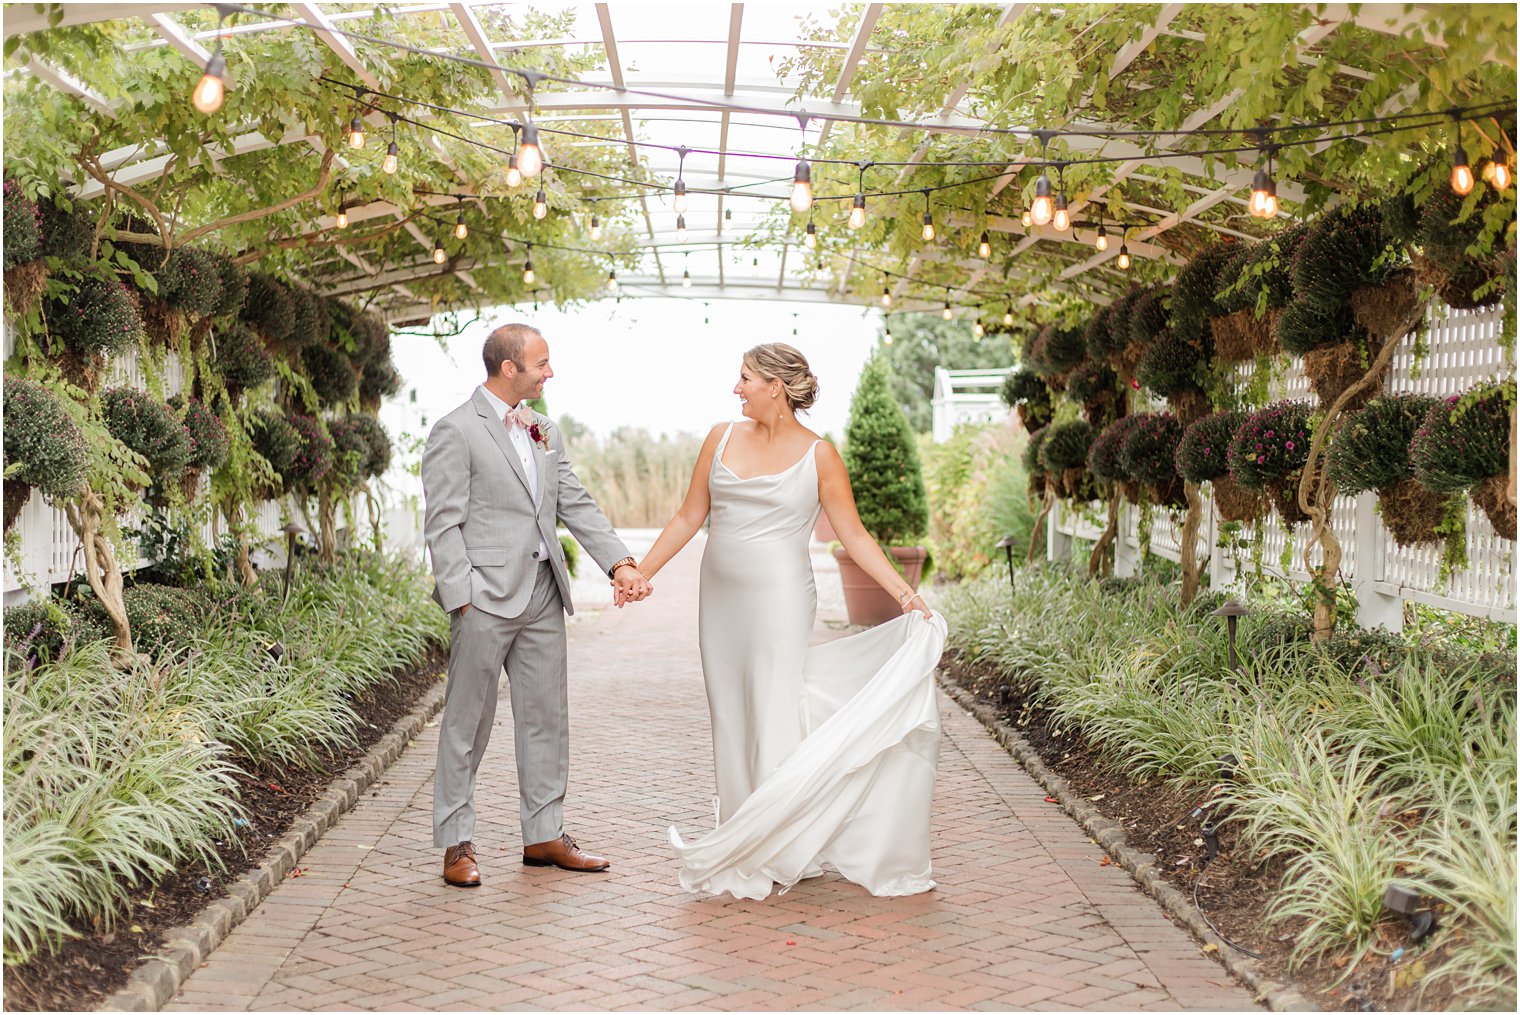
478 385 551 561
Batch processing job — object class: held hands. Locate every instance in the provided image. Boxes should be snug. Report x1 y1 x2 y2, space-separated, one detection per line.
611 564 653 608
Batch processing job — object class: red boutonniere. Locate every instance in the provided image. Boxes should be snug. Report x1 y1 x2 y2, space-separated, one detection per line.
528 421 551 452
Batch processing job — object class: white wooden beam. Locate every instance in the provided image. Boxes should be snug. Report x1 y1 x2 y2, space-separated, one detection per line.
146 12 211 67
449 2 516 102
293 2 381 91
815 3 883 147
26 56 115 116
1109 4 1182 80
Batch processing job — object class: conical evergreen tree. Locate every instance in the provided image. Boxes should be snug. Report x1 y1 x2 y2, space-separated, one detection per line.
843 357 928 544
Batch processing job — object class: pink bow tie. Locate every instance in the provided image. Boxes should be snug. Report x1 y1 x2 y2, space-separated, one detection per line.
505 404 534 429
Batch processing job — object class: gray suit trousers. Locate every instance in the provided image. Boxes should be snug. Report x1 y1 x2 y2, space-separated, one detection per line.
433 562 568 848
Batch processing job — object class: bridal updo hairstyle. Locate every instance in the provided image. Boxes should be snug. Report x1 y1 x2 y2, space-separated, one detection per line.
743 343 819 412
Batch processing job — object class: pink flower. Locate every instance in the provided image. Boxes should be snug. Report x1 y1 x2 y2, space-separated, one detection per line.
1285 441 1294 450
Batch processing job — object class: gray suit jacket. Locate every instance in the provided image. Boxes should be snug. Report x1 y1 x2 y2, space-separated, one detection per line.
421 387 630 618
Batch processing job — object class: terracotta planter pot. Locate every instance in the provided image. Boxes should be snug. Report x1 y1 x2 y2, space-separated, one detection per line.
833 545 927 627
812 510 838 544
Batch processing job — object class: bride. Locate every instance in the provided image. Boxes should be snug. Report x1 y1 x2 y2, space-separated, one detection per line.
634 343 946 900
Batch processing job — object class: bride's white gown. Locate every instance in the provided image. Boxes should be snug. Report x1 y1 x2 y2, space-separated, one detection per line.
669 423 946 900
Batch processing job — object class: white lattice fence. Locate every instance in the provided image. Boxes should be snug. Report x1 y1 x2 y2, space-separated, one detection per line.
1050 301 1516 628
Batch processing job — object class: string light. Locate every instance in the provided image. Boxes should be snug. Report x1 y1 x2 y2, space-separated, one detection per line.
192 10 229 114
1249 146 1279 219
790 158 813 213
1484 157 1513 191
522 244 535 284
921 190 935 242
382 114 399 174
432 239 446 264
973 319 985 339
589 212 601 241
1030 172 1054 226
978 231 992 258
881 276 892 306
1117 234 1132 270
804 217 817 249
533 188 548 220
676 213 687 240
849 192 867 230
518 122 544 178
1021 209 1032 228
1450 117 1474 196
335 205 348 229
454 208 468 240
1053 193 1071 232
606 267 618 292
1003 306 1014 326
1095 222 1108 251
347 115 365 149
682 268 692 288
673 146 689 213
506 153 522 189
942 298 953 321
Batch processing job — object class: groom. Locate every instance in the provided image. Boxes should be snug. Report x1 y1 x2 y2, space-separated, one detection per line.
421 322 651 887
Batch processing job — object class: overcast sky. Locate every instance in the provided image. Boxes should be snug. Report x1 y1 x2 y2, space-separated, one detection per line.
388 296 884 442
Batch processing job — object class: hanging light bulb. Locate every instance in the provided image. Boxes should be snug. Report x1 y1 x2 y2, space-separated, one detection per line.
382 140 399 175
522 259 535 285
790 158 813 213
804 220 817 249
432 240 447 265
1117 242 1131 270
454 212 468 240
589 213 601 241
676 214 687 241
1030 173 1055 226
607 268 619 292
942 299 953 321
978 231 992 258
192 42 227 114
1449 117 1475 196
973 320 985 339
1095 224 1108 251
883 330 894 346
505 152 522 189
921 191 935 242
517 122 544 178
1053 193 1070 232
1249 165 1279 219
849 192 867 230
347 116 365 150
673 178 688 214
881 285 892 307
1484 158 1513 192
1021 209 1032 228
533 188 548 220
682 268 692 289
335 207 348 230
1003 306 1014 327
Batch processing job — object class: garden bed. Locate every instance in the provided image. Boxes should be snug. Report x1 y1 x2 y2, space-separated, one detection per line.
942 654 1472 1011
2 644 445 1013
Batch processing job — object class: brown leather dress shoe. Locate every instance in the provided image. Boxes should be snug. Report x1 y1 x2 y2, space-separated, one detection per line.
522 833 609 872
443 841 482 886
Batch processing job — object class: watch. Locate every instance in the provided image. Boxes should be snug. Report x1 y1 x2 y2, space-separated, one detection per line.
608 556 637 578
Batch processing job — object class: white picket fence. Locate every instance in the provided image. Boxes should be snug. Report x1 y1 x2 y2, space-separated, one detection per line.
1048 301 1516 629
2 339 421 606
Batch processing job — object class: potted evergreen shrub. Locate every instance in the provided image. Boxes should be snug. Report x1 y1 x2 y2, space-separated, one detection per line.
1411 382 1516 539
837 357 929 626
1328 394 1448 545
1118 413 1186 507
1177 410 1263 522
3 376 89 531
1226 400 1316 524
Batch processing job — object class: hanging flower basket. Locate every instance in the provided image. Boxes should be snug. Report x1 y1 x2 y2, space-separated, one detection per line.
1376 479 1452 546
1212 476 1265 524
1119 413 1186 508
1228 400 1315 524
1301 334 1387 412
2 376 89 531
1178 410 1263 523
1349 267 1425 340
1267 476 1312 526
1471 475 1516 541
1411 383 1515 539
1328 394 1445 545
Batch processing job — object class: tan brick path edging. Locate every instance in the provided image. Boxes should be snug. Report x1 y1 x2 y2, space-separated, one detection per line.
937 679 1317 1012
98 679 449 1012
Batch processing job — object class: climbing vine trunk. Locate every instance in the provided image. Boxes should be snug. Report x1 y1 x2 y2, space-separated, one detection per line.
1089 496 1120 578
363 484 383 554
1026 488 1054 564
1298 313 1421 642
64 491 133 662
317 490 338 564
221 503 258 587
1179 481 1204 606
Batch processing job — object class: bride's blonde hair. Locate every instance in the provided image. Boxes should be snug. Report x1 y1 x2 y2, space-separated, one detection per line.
743 343 819 412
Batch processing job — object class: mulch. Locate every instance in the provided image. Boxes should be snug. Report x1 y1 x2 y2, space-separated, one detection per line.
943 655 1467 1013
3 647 446 1013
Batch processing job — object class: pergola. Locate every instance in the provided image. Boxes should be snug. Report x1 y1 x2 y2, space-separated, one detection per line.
2 3 1504 325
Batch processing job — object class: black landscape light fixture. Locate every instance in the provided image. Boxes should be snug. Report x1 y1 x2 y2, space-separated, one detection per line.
1212 599 1250 672
1216 752 1239 782
1384 883 1438 944
994 535 1018 591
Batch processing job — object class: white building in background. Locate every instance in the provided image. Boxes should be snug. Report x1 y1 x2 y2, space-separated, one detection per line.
931 367 1014 442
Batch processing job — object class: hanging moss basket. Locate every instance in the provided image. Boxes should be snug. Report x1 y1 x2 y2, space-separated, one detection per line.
1349 267 1425 341
1376 479 1453 546
1471 475 1516 540
1301 336 1387 411
1329 393 1446 545
1212 476 1265 524
3 376 89 531
1267 475 1312 526
1088 414 1145 503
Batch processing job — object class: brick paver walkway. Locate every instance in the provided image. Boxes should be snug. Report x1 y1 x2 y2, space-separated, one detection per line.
168 537 1259 1011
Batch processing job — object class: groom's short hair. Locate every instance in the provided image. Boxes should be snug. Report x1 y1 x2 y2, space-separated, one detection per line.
483 324 542 376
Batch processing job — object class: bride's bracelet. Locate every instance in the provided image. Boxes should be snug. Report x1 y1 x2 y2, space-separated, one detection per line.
899 591 926 610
